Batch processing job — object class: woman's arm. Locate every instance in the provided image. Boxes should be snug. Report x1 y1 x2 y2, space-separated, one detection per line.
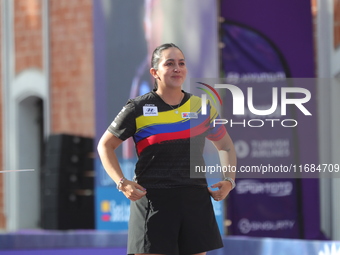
208 132 237 201
97 130 146 201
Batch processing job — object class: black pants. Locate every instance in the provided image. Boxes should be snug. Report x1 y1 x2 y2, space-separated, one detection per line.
127 187 223 255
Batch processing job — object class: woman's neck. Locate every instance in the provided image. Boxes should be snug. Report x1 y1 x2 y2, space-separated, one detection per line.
155 88 183 105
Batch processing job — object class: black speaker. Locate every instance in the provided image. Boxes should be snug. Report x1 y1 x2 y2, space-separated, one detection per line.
41 134 95 230
46 134 93 154
41 189 95 229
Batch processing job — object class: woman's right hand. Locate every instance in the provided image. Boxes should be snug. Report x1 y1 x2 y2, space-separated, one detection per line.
120 180 147 201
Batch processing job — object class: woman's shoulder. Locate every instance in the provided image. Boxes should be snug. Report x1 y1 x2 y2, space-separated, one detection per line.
128 91 157 104
128 90 199 105
186 92 202 103
133 91 156 101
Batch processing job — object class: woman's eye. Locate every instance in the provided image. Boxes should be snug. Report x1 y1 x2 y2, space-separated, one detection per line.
180 62 185 66
166 62 173 66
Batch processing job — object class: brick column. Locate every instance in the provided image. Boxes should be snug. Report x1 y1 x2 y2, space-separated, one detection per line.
14 0 43 74
50 0 94 137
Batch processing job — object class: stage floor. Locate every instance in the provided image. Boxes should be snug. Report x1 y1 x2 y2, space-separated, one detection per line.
1 230 340 255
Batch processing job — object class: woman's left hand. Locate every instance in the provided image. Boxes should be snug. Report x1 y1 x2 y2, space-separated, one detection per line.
208 181 233 201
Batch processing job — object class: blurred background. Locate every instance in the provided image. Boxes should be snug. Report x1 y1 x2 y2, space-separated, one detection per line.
1 0 340 254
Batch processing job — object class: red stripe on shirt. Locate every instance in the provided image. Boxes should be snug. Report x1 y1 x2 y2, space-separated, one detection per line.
136 118 211 155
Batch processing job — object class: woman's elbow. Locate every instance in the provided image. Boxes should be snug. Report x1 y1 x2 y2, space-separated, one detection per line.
97 132 121 154
97 137 107 156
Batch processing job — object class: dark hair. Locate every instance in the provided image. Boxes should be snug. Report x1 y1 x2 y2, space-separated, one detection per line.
151 43 184 90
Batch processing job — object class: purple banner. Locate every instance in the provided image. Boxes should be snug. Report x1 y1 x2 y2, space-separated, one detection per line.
220 0 323 239
220 78 300 238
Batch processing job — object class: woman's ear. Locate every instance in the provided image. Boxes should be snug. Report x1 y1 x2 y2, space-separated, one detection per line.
150 68 158 79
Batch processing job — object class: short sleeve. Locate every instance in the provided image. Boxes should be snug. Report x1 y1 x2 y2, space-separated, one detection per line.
107 100 136 141
206 101 227 141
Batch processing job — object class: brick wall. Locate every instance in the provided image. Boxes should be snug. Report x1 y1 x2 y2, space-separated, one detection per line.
311 0 317 75
311 0 317 16
334 0 340 48
14 0 43 74
0 0 94 230
50 0 94 137
0 0 4 229
312 0 340 48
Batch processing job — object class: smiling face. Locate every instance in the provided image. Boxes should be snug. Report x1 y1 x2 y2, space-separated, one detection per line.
150 47 187 90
